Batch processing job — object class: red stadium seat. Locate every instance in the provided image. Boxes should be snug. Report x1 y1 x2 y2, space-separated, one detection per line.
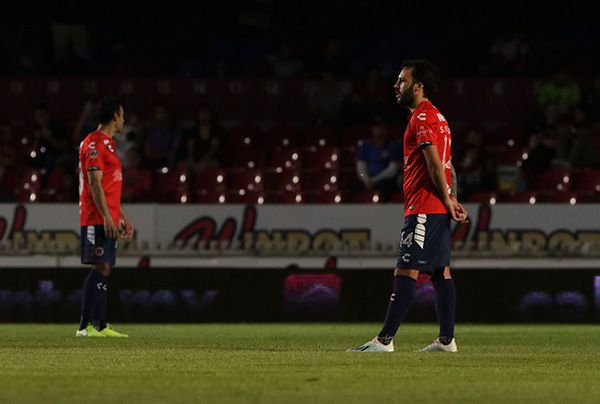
502 192 538 204
389 191 404 203
266 190 303 204
192 168 227 203
302 170 339 193
266 169 301 193
14 168 42 202
302 126 336 147
303 147 340 171
228 169 265 199
269 148 302 170
538 169 572 193
229 147 266 169
351 190 382 203
155 168 190 203
467 191 498 204
306 189 343 204
230 190 266 204
537 192 578 204
574 169 600 195
263 124 300 148
339 145 357 171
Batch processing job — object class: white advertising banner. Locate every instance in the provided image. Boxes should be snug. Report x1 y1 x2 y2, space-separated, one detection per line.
0 203 599 268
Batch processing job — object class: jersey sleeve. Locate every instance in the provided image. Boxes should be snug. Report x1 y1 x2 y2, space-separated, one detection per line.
83 142 108 172
413 114 440 147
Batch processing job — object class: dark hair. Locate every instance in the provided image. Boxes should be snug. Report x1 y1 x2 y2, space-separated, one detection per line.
401 59 440 98
97 97 122 124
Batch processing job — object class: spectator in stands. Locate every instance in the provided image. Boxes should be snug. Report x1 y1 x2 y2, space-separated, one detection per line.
537 70 581 113
30 104 75 171
306 70 347 126
311 38 350 78
349 121 401 202
529 102 563 136
115 112 143 168
143 103 183 168
343 66 391 124
72 101 97 142
184 106 225 174
554 107 599 169
521 131 557 189
0 124 17 188
582 76 600 127
454 128 497 199
122 148 152 202
266 43 305 78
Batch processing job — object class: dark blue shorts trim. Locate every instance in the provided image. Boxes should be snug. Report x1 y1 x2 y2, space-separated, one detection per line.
81 225 117 266
395 213 451 272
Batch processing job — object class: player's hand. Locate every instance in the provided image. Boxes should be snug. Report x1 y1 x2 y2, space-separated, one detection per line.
362 177 374 190
122 219 135 239
445 198 468 222
103 216 118 239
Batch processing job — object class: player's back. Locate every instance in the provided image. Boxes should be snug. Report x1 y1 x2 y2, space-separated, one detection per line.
402 100 452 216
78 130 123 226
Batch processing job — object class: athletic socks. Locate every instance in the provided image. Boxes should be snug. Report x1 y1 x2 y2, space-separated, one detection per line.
432 277 456 342
94 276 109 331
79 269 106 330
377 276 417 345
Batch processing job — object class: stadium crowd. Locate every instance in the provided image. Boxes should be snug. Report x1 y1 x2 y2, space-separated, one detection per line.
0 3 598 204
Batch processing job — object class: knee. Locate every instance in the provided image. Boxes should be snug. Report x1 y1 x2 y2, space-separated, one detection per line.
393 268 419 280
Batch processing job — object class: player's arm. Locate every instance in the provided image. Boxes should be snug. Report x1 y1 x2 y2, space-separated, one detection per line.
88 170 118 238
356 160 372 188
119 208 135 239
421 145 466 222
371 162 398 184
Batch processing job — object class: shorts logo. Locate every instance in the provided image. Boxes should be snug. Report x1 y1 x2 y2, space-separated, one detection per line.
95 247 104 256
87 225 95 245
415 214 427 249
401 253 411 262
390 293 396 302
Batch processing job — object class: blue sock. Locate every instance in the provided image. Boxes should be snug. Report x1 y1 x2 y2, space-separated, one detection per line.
432 276 456 341
94 277 108 330
378 276 416 344
79 269 105 330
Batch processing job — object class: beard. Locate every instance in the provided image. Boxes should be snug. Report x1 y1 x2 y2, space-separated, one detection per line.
396 83 416 108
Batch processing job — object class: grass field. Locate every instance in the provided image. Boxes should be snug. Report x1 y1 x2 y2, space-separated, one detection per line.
1 324 600 403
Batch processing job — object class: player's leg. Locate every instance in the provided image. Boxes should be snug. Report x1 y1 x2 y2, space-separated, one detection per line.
431 266 456 344
77 264 108 337
93 263 110 332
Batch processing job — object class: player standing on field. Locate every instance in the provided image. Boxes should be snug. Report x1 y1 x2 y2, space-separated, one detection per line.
348 60 468 352
76 97 133 337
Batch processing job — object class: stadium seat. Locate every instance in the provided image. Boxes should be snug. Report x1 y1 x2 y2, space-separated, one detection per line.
350 190 381 203
389 191 404 203
537 192 578 204
306 190 343 204
263 124 300 148
301 126 336 147
503 192 537 204
538 169 572 193
574 169 600 195
494 146 529 166
266 169 301 193
14 168 42 202
230 190 266 204
266 190 303 204
302 170 339 193
303 147 340 171
467 191 498 204
155 168 190 203
339 145 357 171
192 168 227 203
228 169 265 199
269 148 302 170
229 147 266 169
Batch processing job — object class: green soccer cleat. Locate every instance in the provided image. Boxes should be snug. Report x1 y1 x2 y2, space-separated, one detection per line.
99 324 129 337
76 324 106 337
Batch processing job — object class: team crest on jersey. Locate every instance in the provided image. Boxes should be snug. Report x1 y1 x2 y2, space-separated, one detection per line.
90 149 99 159
103 139 115 153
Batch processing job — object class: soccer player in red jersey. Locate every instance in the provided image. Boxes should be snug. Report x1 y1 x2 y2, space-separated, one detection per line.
76 97 134 337
348 60 468 352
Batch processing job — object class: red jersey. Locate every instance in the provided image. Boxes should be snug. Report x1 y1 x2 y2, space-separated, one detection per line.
79 131 123 226
402 100 452 217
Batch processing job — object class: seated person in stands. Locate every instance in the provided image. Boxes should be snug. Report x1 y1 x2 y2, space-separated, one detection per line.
122 148 152 202
143 103 182 168
350 121 401 202
184 106 225 174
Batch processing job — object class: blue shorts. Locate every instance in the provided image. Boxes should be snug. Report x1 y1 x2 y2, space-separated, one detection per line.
395 213 451 272
81 225 117 266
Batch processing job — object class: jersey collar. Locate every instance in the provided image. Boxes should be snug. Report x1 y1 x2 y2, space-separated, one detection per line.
409 100 432 118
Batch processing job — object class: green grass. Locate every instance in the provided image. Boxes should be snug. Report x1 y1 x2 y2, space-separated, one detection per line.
1 324 600 403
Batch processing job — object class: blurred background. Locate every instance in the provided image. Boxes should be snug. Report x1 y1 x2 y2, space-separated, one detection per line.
1 1 599 324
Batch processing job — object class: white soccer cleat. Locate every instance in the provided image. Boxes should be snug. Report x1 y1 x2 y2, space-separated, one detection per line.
346 337 394 352
417 338 457 352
